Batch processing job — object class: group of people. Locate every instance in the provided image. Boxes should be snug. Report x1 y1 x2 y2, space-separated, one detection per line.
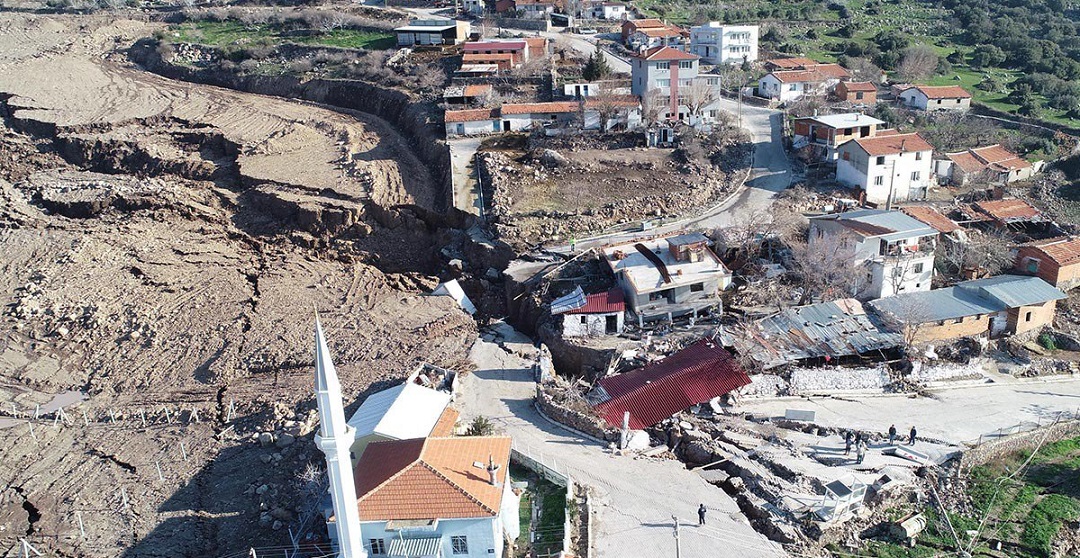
844 425 918 464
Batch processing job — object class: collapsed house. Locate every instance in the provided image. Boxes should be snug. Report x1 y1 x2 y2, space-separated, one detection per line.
935 144 1036 186
602 233 732 322
953 198 1049 234
726 298 904 370
589 338 750 429
867 275 1066 343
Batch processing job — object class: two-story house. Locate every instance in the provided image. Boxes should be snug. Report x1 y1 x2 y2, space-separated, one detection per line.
688 22 758 65
836 132 934 204
622 19 688 50
512 0 559 19
809 209 938 299
899 85 972 111
630 46 723 125
792 112 885 161
757 63 851 103
349 436 519 558
584 0 626 19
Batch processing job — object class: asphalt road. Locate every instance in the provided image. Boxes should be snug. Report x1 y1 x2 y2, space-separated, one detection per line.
458 324 789 558
543 31 632 73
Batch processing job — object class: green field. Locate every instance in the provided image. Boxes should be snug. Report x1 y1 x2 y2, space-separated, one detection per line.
171 21 395 51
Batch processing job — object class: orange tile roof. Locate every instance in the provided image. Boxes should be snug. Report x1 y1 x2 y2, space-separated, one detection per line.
525 36 549 53
847 132 932 156
813 64 851 79
768 65 849 83
909 85 972 99
445 108 498 122
463 52 515 63
972 199 1042 223
584 95 640 109
946 151 985 174
971 144 1031 171
766 57 819 69
430 406 460 437
501 101 580 115
1023 237 1080 266
626 18 665 30
353 436 512 521
632 45 698 61
637 27 682 38
463 84 492 97
901 205 960 234
841 81 877 91
876 129 900 136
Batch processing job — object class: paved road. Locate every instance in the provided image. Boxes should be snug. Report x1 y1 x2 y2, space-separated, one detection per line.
448 137 483 215
555 95 790 252
542 31 631 73
458 325 788 558
739 377 1080 445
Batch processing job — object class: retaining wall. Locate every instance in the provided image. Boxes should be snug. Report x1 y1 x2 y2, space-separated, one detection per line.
960 418 1080 471
535 384 619 442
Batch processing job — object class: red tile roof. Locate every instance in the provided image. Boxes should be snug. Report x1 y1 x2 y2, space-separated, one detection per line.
524 36 549 54
901 205 960 234
353 436 512 521
946 150 986 174
429 406 460 437
501 101 580 115
566 289 625 314
908 85 972 99
971 198 1042 223
626 18 665 29
847 132 932 157
1023 237 1080 266
768 64 849 83
765 57 819 69
593 338 750 429
632 45 698 61
637 27 683 38
445 108 498 123
841 81 877 91
971 144 1031 171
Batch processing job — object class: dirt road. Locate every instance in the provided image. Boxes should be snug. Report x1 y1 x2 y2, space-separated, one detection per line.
0 12 476 557
458 324 789 558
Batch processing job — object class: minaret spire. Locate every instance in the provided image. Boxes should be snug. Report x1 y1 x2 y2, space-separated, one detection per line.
313 315 367 558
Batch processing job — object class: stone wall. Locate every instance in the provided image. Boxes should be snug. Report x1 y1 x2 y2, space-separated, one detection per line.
960 419 1080 471
495 17 551 31
535 384 619 442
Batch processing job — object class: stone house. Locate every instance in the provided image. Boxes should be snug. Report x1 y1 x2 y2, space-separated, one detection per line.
868 275 1066 343
935 144 1035 186
1013 237 1080 291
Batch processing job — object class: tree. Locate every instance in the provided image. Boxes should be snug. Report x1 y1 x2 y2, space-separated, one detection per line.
641 87 667 128
465 415 496 436
970 45 1006 68
788 232 869 305
588 84 625 131
937 230 1014 280
896 45 940 81
840 56 883 83
581 45 611 81
683 80 719 125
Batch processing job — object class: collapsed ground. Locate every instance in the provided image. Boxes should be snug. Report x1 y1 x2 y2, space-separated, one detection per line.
0 11 488 557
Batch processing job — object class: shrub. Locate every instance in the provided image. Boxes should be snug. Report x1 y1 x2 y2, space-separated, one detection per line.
1038 333 1058 351
465 415 496 436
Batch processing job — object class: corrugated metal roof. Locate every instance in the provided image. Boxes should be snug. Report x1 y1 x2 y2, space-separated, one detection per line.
868 275 1065 324
388 536 443 557
550 286 587 314
813 209 937 240
666 232 712 247
592 339 750 429
565 288 625 314
347 383 452 441
804 112 884 129
731 298 904 369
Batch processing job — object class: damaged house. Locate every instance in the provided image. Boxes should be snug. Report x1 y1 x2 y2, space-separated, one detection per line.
551 287 626 338
727 298 904 370
602 233 732 322
590 338 750 429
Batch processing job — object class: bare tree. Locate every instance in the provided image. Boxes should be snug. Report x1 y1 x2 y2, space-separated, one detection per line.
641 87 667 129
789 231 869 304
683 79 719 125
312 11 349 34
896 45 939 82
842 57 883 83
937 230 1014 280
711 64 750 93
588 83 627 132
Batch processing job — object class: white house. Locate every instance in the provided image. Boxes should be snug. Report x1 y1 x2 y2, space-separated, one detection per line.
836 132 934 204
935 144 1035 186
757 64 850 103
462 0 484 16
585 0 626 19
556 288 626 337
689 22 758 65
899 85 972 111
350 436 519 558
809 209 938 300
630 46 725 126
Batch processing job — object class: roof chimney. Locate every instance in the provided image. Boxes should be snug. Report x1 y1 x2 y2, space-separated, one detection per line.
486 454 500 486
900 138 906 151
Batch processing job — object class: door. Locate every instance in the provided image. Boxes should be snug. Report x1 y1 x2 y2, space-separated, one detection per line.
502 120 511 132
605 315 618 334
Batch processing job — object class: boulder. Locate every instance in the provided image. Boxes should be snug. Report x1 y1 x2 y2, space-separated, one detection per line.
275 433 295 448
683 440 717 465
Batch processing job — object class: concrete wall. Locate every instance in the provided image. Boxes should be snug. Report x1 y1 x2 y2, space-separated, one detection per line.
360 516 503 558
900 90 971 111
496 17 551 31
837 145 933 204
562 311 624 337
1008 300 1056 336
446 119 498 137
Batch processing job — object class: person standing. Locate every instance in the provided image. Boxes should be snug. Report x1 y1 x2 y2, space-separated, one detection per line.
909 426 917 446
844 431 854 455
888 424 897 445
856 440 867 464
698 504 707 526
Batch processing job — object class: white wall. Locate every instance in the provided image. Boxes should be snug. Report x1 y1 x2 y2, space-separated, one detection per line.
446 119 498 137
836 145 932 204
361 516 503 558
900 90 971 111
562 312 624 337
689 24 757 64
869 253 935 299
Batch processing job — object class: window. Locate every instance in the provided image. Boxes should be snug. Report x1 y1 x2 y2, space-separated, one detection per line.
1025 311 1033 322
937 99 943 104
874 176 884 186
657 79 671 87
370 539 387 555
855 91 864 100
913 263 924 273
954 318 963 324
915 151 923 160
679 60 693 69
452 536 469 554
876 156 886 165
911 171 921 181
580 316 587 324
690 283 704 292
843 128 852 135
842 152 850 161
1025 258 1040 273
789 83 798 91
656 61 670 70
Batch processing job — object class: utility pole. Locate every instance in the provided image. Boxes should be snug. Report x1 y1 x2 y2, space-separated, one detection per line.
671 515 681 558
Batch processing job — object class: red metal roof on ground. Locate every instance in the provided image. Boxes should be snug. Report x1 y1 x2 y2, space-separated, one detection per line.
593 338 750 429
565 289 625 314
